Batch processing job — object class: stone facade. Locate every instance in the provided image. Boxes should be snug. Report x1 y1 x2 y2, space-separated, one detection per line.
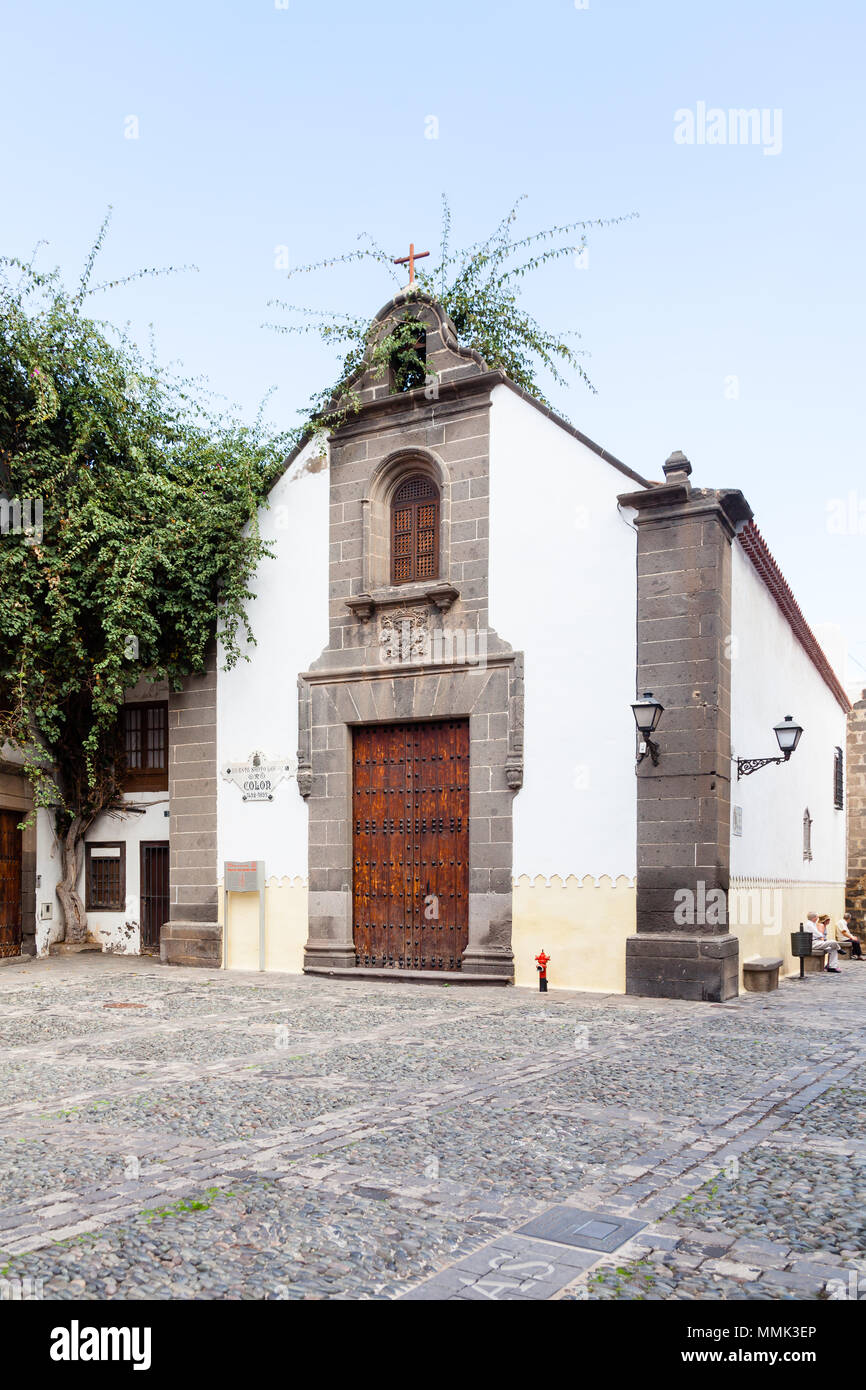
846 691 866 938
163 643 220 967
298 292 523 980
618 453 752 1002
155 295 848 999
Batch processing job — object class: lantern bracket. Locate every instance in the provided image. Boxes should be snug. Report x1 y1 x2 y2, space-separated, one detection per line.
736 755 787 779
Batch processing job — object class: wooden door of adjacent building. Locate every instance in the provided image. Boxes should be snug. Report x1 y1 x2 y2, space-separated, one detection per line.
140 841 169 952
0 810 22 959
352 720 469 971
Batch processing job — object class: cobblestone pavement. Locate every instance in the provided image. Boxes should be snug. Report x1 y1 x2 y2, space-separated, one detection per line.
0 954 864 1301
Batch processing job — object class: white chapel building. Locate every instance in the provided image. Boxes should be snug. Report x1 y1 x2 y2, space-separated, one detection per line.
28 290 850 1000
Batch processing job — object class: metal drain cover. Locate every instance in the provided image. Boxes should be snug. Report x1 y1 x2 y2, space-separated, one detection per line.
516 1206 645 1252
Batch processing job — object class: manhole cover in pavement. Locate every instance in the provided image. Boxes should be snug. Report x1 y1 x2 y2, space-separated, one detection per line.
516 1206 645 1252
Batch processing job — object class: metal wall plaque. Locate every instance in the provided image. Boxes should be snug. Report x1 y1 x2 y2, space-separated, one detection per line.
223 861 266 970
221 751 296 802
224 860 265 893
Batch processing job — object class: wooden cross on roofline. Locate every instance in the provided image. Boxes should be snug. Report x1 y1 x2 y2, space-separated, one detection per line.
393 241 429 285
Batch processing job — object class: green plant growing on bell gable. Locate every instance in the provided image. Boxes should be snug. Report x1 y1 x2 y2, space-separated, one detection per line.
0 214 290 941
266 195 637 443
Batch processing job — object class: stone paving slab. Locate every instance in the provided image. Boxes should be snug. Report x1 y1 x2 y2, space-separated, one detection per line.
0 952 864 1300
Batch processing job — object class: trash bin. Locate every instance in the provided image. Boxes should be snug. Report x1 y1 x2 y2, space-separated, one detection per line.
790 927 813 979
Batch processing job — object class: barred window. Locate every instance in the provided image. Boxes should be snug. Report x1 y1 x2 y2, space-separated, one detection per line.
122 701 168 791
390 475 439 584
85 843 125 911
803 808 813 862
834 747 844 810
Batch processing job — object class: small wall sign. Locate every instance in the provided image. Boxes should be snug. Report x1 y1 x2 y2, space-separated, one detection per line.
223 861 266 970
221 751 296 801
224 860 265 893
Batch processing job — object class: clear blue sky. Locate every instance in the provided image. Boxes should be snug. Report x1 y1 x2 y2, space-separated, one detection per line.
3 0 864 685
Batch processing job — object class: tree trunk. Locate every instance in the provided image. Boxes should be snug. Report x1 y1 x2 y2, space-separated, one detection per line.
56 817 88 943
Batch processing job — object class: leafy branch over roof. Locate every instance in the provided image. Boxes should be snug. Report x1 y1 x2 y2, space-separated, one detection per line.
266 195 637 442
0 212 292 939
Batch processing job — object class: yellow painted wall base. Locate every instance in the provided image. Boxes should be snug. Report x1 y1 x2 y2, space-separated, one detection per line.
512 874 636 994
730 879 845 989
218 873 841 995
220 877 308 974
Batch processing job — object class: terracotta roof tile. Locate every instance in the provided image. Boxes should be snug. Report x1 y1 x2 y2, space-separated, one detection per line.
737 520 850 712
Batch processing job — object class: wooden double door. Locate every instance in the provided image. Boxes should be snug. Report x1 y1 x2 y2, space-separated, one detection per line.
0 810 22 959
352 720 469 971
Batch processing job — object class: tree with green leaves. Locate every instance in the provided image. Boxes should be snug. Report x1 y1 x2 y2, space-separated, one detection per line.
267 195 637 442
0 218 289 940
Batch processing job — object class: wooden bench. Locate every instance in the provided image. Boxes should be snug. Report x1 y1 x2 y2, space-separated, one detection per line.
743 957 783 992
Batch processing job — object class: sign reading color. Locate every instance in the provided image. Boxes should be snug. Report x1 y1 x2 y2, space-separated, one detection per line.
221 751 296 802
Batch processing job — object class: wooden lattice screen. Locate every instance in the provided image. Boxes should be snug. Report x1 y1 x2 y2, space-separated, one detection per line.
391 475 439 584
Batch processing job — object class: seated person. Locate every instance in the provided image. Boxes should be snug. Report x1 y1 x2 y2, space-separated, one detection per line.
805 912 840 973
836 912 863 960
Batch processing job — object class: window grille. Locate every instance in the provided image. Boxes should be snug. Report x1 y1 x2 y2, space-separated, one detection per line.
85 843 125 911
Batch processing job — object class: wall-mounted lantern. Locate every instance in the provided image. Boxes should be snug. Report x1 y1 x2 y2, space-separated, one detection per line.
631 691 664 766
736 715 803 779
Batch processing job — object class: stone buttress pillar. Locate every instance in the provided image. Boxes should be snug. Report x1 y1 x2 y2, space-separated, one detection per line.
618 453 752 1002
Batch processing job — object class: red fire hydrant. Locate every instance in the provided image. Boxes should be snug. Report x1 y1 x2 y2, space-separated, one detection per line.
535 949 550 993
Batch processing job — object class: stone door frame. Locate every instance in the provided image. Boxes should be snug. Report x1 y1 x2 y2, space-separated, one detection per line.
298 651 523 980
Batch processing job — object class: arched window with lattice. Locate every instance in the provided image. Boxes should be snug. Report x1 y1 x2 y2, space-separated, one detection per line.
391 474 439 584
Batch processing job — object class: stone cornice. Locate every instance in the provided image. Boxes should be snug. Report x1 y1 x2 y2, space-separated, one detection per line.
346 581 459 621
0 757 27 779
617 482 753 538
329 370 501 444
298 649 519 686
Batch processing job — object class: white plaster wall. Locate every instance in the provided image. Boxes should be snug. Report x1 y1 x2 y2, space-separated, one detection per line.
35 808 62 954
729 539 848 883
80 796 170 953
35 797 169 954
488 385 639 878
217 441 329 878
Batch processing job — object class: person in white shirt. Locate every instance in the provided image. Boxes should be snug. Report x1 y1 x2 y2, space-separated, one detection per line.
836 912 863 960
805 912 840 972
